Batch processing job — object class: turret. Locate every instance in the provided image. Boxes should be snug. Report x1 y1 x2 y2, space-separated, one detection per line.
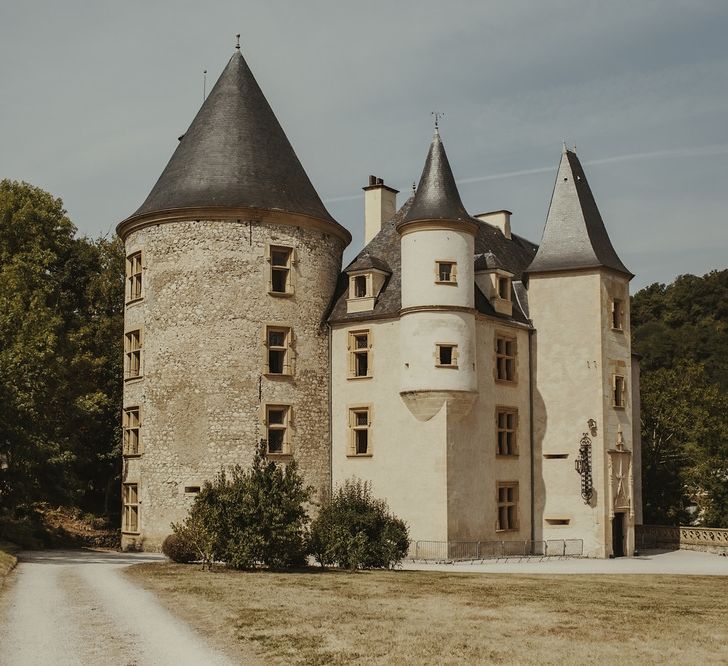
526 145 636 558
397 128 479 421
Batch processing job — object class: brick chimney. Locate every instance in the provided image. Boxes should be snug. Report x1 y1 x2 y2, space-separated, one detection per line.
475 210 512 239
363 175 398 243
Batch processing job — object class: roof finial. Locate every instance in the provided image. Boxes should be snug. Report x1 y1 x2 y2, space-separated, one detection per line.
203 70 207 101
235 34 241 50
431 111 444 134
411 181 416 195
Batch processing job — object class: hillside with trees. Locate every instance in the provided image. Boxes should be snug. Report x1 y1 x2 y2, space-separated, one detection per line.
632 270 728 527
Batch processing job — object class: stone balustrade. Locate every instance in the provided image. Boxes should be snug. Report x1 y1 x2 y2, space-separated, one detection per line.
637 525 728 554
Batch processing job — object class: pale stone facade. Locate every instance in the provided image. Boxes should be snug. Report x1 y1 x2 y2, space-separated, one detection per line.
119 47 641 557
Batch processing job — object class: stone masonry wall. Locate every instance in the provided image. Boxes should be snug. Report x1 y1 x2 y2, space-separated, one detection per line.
121 217 345 550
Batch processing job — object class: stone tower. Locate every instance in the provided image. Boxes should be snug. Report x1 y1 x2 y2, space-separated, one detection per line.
117 48 350 550
527 146 635 558
397 130 479 422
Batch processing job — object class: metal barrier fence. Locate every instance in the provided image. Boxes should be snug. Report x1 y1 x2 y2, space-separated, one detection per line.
407 539 584 561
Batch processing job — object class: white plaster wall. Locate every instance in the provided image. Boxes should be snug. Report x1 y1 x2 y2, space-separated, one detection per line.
401 229 474 309
331 319 449 542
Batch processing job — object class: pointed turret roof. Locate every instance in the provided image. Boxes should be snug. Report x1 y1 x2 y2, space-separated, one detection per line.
526 147 632 278
121 49 340 231
397 130 474 231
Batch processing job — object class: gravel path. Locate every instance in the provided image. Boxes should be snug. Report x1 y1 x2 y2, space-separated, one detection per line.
0 550 237 666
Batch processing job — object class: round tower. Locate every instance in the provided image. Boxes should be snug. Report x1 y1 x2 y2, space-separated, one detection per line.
397 129 478 421
117 47 350 550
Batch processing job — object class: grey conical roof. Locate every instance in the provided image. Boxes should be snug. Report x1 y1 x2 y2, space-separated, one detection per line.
526 147 632 278
397 131 471 228
126 50 336 225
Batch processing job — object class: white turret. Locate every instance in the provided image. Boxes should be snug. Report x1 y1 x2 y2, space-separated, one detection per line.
397 129 479 421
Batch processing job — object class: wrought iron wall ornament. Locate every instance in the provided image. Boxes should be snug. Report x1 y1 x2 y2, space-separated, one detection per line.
575 433 594 503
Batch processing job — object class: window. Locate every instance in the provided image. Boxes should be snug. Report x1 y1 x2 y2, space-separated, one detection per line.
126 252 143 302
496 408 518 456
184 486 201 494
265 326 291 375
436 261 457 284
266 405 290 454
495 335 516 382
497 483 518 531
122 483 139 532
436 344 458 368
123 407 141 456
612 299 624 330
124 329 142 380
353 275 369 298
269 246 293 295
498 276 511 300
349 407 371 456
348 330 371 378
613 375 626 408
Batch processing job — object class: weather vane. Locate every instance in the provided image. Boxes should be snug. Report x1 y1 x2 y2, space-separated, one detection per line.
431 111 445 132
235 34 241 50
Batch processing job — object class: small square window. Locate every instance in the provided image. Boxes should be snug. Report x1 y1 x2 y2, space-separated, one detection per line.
436 261 456 284
269 246 293 295
437 344 458 367
354 275 368 298
349 407 371 456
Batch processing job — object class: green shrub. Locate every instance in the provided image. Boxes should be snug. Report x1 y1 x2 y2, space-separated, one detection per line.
161 532 197 563
174 442 312 569
309 478 409 570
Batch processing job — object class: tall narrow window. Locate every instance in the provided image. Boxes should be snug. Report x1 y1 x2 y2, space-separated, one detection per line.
613 375 626 408
436 344 458 368
349 407 371 456
348 330 371 378
123 407 141 456
496 408 518 456
126 252 143 302
354 275 368 298
269 246 293 294
122 483 139 532
497 483 518 531
612 299 624 330
495 335 516 382
266 405 290 454
124 329 142 380
436 261 456 284
265 326 291 375
498 276 511 300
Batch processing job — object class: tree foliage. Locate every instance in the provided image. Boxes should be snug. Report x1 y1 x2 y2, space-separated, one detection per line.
632 270 728 526
309 478 410 570
0 180 123 519
172 443 312 569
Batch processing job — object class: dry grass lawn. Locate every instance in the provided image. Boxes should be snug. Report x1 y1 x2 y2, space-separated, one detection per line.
126 563 728 665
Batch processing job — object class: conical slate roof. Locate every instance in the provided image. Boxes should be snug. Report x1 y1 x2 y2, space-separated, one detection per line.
397 131 472 229
526 147 632 278
125 49 336 226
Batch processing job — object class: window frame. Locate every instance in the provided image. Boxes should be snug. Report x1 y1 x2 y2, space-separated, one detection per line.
267 245 295 297
435 260 458 285
348 405 373 457
264 404 292 456
122 483 140 534
436 343 459 368
495 407 518 457
496 482 519 532
611 298 624 331
348 273 373 300
124 328 143 381
264 325 293 376
497 276 511 301
494 333 517 383
125 251 143 303
122 405 142 456
348 329 372 379
612 374 626 409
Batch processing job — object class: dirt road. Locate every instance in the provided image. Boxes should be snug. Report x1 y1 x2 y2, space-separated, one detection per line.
0 550 237 665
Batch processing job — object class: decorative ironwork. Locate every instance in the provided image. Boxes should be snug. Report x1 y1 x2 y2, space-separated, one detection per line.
575 433 593 503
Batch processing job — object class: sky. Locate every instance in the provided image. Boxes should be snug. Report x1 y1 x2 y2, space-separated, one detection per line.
1 0 727 290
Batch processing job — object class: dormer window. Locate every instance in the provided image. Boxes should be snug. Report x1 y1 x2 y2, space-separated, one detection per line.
344 256 391 314
498 276 511 301
436 261 457 284
354 275 369 298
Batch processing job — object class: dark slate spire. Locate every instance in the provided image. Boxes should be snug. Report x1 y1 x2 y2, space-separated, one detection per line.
397 130 472 229
526 147 632 278
125 50 336 225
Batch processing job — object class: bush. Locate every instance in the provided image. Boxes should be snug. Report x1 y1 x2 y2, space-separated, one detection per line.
162 533 197 563
173 442 312 569
310 478 409 570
